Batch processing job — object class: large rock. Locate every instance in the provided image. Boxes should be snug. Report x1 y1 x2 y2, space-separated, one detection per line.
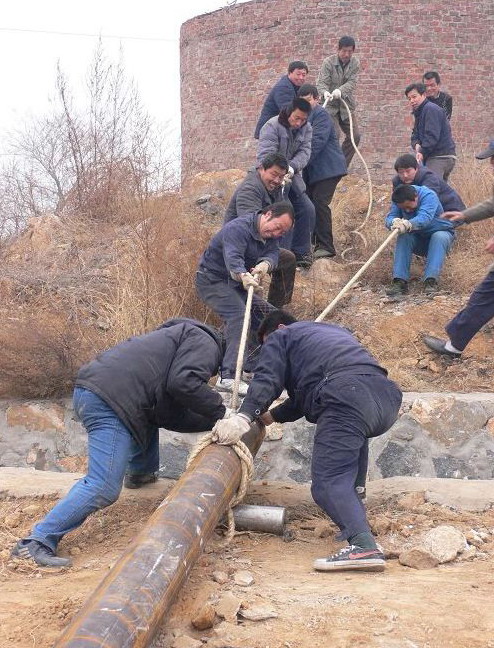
6 403 65 432
398 547 439 570
420 525 466 563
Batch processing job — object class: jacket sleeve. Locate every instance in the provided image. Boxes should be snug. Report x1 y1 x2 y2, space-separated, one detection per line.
290 123 313 172
222 222 250 275
408 191 443 229
385 202 401 229
462 195 494 224
446 95 453 120
418 109 441 157
166 329 226 421
257 121 280 165
316 58 334 94
338 59 359 99
309 111 331 161
269 398 304 424
235 181 265 217
273 80 296 111
239 333 288 419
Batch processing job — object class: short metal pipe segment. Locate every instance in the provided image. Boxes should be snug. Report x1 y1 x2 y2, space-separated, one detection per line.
54 422 265 648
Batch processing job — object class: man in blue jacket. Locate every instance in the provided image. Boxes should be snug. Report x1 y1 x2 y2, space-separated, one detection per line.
11 319 227 567
385 184 456 297
223 153 296 308
212 311 402 572
254 61 308 139
392 153 465 212
196 201 294 395
406 82 456 182
298 84 348 258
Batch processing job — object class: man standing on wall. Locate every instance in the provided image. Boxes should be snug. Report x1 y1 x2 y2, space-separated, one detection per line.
316 36 361 167
422 71 453 120
224 153 297 308
423 139 494 358
254 61 309 139
406 82 456 182
298 83 348 259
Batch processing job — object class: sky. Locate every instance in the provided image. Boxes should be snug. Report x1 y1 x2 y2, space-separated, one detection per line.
0 1 248 156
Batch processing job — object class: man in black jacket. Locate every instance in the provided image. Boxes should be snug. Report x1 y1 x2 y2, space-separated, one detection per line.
422 71 453 120
224 153 296 308
11 319 226 567
392 153 465 212
212 311 402 572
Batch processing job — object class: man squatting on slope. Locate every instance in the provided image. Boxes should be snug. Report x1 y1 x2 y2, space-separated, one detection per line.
212 311 402 572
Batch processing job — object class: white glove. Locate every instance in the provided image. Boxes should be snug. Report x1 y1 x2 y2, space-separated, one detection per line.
391 218 413 234
284 166 295 181
323 90 332 102
240 272 260 290
212 413 251 445
222 407 233 419
331 88 342 100
252 260 270 279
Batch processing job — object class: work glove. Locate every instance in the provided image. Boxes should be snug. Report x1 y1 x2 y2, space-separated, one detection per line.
323 90 332 102
241 272 261 291
331 88 342 100
284 165 295 183
251 260 270 279
391 218 413 234
212 413 251 445
222 407 233 419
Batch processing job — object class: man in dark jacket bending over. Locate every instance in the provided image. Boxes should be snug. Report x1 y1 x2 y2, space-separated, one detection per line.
212 311 402 572
12 318 227 567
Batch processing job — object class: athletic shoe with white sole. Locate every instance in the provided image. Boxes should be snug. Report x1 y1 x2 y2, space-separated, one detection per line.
313 545 385 572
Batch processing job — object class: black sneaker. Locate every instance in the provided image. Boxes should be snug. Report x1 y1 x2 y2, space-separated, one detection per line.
11 539 72 568
295 253 313 269
423 335 462 358
423 277 439 296
313 545 385 572
386 278 408 297
123 472 158 489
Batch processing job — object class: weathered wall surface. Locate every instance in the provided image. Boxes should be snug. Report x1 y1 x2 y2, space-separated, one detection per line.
180 0 494 180
1 393 494 483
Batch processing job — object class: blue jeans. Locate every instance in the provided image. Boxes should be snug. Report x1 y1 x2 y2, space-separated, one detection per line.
28 387 159 552
195 271 275 378
392 230 454 281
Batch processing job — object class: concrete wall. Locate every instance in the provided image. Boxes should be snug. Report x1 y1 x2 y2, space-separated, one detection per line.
1 393 493 483
180 0 494 180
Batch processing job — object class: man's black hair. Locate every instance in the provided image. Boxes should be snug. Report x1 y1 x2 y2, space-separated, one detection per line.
423 71 441 84
279 97 312 127
392 184 418 204
405 83 426 96
262 200 295 222
288 60 309 74
338 36 356 50
394 154 418 171
257 310 298 343
298 83 319 99
260 153 289 172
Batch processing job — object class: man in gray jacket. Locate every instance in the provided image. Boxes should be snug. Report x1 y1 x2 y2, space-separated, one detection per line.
423 139 494 356
317 36 361 166
257 98 315 268
224 153 296 308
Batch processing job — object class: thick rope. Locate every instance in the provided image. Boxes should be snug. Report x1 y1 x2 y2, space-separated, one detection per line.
187 432 254 543
323 95 373 261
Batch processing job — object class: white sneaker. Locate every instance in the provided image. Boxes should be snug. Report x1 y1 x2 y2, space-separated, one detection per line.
216 378 249 396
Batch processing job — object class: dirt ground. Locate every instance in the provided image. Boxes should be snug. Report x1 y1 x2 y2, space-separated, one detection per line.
1 480 494 648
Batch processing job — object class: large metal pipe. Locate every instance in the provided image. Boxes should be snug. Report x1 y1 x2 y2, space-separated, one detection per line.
54 423 265 647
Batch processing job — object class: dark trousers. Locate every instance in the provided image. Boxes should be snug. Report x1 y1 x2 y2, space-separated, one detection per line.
425 157 456 183
310 374 402 541
332 112 361 167
446 269 494 351
282 185 316 256
307 176 342 255
195 271 275 378
268 248 297 308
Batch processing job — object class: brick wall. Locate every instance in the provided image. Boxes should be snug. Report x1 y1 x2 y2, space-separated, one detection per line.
180 0 494 182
